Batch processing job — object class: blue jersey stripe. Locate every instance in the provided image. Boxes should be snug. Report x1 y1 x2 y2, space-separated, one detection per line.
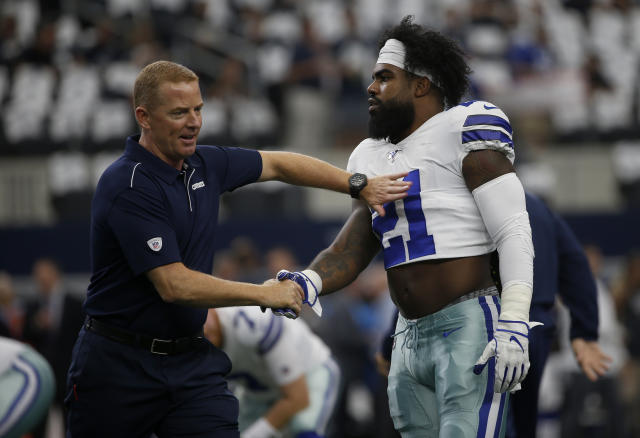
462 130 513 148
463 114 512 135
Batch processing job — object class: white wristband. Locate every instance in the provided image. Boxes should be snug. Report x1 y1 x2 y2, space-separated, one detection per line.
499 282 532 322
241 417 281 438
301 269 322 295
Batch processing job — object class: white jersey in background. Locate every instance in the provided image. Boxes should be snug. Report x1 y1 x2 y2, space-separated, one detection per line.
347 100 515 269
216 306 340 437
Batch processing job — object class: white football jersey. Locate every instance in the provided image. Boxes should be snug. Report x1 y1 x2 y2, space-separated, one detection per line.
348 100 515 269
216 306 331 399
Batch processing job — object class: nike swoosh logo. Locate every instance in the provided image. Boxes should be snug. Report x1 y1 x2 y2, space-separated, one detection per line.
510 335 524 353
443 327 462 338
484 104 497 110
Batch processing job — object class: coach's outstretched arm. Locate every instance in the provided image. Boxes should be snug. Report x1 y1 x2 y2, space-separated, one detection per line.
147 262 304 314
258 151 410 216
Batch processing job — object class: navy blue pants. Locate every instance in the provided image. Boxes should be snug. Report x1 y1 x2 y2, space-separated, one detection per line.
65 327 239 437
506 305 556 438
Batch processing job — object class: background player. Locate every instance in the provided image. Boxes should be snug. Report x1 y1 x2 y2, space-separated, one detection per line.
0 336 55 438
205 306 340 438
275 16 536 437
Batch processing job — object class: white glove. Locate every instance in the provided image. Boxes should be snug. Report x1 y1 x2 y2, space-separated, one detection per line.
275 269 323 317
473 319 543 393
241 417 281 438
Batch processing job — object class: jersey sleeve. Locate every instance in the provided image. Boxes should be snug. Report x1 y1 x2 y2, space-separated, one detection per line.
198 146 262 192
458 101 515 164
107 172 181 276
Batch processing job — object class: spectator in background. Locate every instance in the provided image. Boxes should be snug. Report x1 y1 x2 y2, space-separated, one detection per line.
264 246 299 278
22 257 84 436
284 16 339 153
0 271 23 339
205 306 340 438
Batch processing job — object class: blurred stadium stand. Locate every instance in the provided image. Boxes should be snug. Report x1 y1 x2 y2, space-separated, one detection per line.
1 0 639 252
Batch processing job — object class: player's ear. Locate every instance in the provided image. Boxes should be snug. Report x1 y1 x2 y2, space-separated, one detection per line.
414 77 430 98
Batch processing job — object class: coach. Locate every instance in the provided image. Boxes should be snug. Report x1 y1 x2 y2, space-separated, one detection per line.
64 61 409 437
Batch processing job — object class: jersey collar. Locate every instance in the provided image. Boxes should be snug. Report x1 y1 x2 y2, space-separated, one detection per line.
124 135 195 183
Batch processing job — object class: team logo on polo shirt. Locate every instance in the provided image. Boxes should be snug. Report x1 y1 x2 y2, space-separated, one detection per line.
147 237 163 252
192 181 205 190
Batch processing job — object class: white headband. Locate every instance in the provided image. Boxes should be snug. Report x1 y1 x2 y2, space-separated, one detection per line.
376 38 440 88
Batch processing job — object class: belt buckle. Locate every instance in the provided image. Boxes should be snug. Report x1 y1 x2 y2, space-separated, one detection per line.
151 338 172 355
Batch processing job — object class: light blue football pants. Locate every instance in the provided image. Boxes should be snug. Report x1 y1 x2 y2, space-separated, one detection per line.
387 288 509 438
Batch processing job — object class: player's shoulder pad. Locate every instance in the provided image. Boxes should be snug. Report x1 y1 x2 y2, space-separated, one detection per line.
449 100 515 160
448 100 511 127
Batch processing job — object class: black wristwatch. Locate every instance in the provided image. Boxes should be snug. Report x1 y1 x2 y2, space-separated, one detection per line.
349 173 368 199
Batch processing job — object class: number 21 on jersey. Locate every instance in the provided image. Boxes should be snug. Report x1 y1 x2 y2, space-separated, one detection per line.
372 169 435 268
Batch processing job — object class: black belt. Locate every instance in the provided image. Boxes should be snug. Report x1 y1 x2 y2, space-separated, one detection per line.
85 317 204 355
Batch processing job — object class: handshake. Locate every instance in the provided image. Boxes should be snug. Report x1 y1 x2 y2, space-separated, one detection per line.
263 269 323 319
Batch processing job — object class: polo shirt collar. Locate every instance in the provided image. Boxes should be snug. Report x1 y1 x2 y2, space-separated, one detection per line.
124 135 197 184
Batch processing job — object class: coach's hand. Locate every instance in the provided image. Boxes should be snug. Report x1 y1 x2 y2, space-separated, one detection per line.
259 278 304 319
473 319 542 393
360 173 411 217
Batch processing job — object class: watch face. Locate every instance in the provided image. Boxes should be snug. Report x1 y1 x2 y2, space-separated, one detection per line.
351 173 366 187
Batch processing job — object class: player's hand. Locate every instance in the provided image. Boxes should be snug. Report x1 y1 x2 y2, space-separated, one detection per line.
259 278 304 319
360 172 411 217
571 338 612 381
273 269 323 317
473 320 543 393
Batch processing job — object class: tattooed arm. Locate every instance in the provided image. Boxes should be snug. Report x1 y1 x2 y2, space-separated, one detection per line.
309 201 381 295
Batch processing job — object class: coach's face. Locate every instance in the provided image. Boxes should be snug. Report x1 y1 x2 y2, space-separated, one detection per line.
367 63 415 144
138 80 203 169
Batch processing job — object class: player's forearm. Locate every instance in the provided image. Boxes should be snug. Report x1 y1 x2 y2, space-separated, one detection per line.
310 207 380 295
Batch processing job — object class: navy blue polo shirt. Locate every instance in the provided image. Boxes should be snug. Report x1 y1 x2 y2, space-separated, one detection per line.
526 193 598 340
84 135 262 337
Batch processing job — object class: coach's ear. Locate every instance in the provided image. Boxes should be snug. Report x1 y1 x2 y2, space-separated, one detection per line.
135 106 151 129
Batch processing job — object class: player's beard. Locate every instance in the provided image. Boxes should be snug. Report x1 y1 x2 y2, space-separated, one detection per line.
368 96 415 144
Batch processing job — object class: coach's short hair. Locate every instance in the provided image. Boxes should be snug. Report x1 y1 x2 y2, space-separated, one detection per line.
133 61 199 110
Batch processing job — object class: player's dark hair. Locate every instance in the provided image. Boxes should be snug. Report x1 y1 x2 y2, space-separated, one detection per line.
378 16 471 108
